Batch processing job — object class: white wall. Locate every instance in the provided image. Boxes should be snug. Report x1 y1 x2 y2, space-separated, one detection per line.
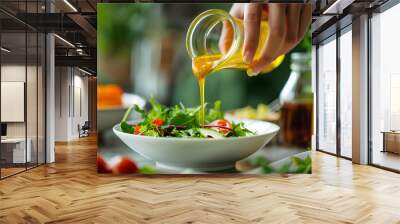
55 67 69 141
54 67 89 141
1 63 46 164
1 65 25 137
1 65 38 138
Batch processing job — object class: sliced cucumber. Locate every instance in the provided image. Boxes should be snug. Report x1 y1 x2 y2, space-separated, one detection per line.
199 128 225 139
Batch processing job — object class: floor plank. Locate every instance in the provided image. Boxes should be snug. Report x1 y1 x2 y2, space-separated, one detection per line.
0 136 400 224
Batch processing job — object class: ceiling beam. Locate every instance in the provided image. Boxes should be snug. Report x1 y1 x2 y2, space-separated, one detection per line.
10 13 82 32
55 55 96 74
67 13 97 43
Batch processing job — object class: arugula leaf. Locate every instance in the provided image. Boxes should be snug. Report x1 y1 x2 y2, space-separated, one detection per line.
250 156 274 174
120 121 134 134
142 129 160 137
277 163 291 174
171 129 187 137
149 97 163 112
134 104 146 119
232 122 254 137
119 98 256 138
261 165 274 174
145 97 167 122
206 100 223 123
251 156 269 167
166 105 200 127
291 156 312 174
169 112 196 126
139 165 158 174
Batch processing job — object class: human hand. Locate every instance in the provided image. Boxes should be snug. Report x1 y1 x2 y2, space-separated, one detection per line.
219 3 312 76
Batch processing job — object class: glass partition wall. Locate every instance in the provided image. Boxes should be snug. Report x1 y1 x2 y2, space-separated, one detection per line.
0 2 46 179
317 35 337 155
315 24 353 159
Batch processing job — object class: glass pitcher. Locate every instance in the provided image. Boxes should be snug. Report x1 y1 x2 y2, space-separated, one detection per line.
186 9 285 77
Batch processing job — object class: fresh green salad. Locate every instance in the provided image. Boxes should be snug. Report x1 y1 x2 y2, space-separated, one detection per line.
120 98 254 138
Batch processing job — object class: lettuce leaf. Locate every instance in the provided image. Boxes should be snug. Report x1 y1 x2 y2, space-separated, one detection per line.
120 98 255 138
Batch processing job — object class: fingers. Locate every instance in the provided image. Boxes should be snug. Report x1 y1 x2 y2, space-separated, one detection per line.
219 3 312 77
242 3 263 64
298 3 312 40
230 3 245 19
279 4 302 54
249 4 287 75
218 21 233 54
219 3 244 54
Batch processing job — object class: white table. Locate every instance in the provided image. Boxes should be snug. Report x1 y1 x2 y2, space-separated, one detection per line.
1 138 31 163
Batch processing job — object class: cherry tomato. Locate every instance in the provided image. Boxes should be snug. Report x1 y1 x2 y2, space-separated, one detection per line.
97 156 112 173
113 157 139 174
152 119 165 126
209 119 232 134
134 125 141 135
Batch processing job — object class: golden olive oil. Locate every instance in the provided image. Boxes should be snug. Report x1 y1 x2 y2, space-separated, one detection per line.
191 20 284 125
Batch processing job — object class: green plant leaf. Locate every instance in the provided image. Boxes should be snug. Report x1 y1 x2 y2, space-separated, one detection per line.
139 165 157 174
206 100 223 123
120 121 134 134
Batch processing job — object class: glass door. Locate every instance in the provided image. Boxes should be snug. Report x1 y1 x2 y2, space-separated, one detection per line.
317 35 337 154
370 2 400 172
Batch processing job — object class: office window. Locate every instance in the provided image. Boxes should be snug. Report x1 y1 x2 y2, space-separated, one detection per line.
0 1 46 179
371 3 400 171
339 28 352 158
317 36 337 154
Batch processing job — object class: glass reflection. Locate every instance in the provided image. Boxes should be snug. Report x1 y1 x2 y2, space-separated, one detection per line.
317 37 337 154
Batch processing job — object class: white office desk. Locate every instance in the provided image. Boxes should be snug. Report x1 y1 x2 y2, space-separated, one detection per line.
1 137 31 163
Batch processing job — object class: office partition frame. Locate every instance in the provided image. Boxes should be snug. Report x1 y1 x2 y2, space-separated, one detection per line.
314 17 352 161
0 0 48 180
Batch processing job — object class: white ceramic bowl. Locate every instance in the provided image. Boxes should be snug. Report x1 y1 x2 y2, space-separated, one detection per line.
113 119 279 171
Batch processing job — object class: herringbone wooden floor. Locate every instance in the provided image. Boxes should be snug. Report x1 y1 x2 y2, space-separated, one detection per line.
1 136 400 224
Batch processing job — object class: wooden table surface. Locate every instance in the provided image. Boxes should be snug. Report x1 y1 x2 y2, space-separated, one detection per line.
1 135 400 223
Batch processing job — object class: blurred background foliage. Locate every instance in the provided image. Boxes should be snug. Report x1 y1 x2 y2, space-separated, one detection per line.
98 4 153 56
97 3 311 110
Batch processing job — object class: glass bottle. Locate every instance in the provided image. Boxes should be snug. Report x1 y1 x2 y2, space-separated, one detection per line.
279 52 313 147
186 9 285 76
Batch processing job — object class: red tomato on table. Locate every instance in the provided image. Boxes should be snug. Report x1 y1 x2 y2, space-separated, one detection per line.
97 156 112 173
113 156 139 174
